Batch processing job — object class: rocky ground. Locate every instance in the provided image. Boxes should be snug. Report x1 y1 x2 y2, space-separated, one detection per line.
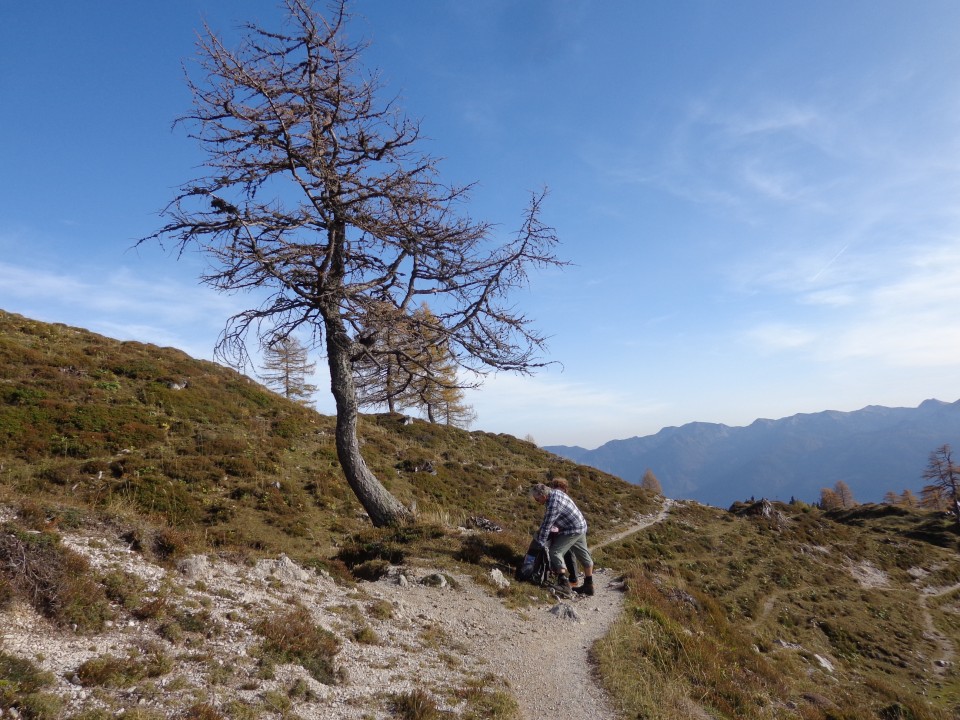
0 501 673 719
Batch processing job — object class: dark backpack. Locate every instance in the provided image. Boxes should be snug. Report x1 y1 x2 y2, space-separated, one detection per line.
515 539 550 586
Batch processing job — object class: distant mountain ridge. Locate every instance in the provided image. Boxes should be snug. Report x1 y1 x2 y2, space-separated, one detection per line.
544 399 960 507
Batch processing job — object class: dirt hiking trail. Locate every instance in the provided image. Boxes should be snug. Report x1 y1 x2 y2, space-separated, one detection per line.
0 499 675 719
476 496 674 719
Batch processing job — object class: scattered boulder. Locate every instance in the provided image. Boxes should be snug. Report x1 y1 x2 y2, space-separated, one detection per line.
177 554 212 580
489 568 510 589
813 654 834 673
731 498 788 526
802 693 836 710
467 516 503 532
666 587 702 611
549 602 580 622
252 553 312 584
420 573 447 588
396 458 436 474
607 574 628 592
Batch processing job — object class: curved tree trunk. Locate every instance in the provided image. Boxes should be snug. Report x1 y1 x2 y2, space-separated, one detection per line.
324 309 412 527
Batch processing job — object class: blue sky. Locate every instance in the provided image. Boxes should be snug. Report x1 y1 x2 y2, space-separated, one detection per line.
3 1 960 448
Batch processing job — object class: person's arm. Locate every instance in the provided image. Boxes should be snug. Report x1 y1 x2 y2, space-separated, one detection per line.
535 493 560 545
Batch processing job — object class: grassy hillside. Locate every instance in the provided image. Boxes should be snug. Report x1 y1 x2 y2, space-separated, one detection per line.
0 309 650 562
2 309 959 719
595 499 960 719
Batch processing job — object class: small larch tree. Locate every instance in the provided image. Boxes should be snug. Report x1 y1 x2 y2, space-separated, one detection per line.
922 444 960 527
354 304 476 428
900 488 919 508
405 307 476 428
883 488 919 508
260 337 318 407
819 487 841 511
834 480 856 509
640 468 663 496
141 0 564 526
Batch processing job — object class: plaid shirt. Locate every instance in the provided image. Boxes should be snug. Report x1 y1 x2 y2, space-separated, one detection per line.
535 489 588 545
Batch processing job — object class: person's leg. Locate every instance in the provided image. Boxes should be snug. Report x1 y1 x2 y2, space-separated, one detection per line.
548 533 578 575
569 536 595 595
564 550 578 585
548 534 579 596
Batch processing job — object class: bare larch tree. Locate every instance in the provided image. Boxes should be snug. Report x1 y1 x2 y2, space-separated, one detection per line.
922 444 960 528
141 0 564 526
260 336 318 407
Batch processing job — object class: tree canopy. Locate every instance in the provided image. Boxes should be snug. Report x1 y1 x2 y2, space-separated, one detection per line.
142 0 563 525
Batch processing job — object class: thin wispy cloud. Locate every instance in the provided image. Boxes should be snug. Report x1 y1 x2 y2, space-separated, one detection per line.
741 240 960 368
0 261 239 360
721 103 822 138
465 373 669 446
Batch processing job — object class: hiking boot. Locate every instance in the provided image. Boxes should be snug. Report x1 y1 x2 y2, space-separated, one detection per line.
552 575 572 597
572 577 594 596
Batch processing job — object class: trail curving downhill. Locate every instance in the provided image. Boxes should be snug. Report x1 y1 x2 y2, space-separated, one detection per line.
474 495 674 719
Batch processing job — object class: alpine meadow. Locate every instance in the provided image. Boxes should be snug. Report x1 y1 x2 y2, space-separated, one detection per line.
1 312 959 718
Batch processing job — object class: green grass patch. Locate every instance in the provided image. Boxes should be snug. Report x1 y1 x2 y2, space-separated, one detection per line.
76 642 173 687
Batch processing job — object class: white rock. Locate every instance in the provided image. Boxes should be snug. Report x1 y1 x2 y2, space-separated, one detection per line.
177 554 212 579
489 568 510 589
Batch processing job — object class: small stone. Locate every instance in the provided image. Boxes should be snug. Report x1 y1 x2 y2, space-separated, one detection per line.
420 573 447 588
813 654 834 672
549 603 580 622
489 568 510 589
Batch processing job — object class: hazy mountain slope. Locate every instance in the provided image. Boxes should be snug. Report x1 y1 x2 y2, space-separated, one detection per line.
545 400 960 506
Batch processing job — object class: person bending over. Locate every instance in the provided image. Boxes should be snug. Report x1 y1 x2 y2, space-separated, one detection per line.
530 482 594 597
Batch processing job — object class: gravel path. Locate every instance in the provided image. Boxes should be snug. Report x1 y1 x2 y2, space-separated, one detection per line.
0 498 672 719
481 497 673 719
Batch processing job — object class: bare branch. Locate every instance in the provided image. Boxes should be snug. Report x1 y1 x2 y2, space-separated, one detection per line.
140 0 564 526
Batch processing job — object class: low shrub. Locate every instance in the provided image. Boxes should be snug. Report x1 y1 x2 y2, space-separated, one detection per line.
455 675 521 720
179 704 227 720
336 538 405 568
255 605 341 684
0 651 58 717
351 559 391 581
75 641 173 687
456 536 522 567
391 688 439 720
101 569 146 610
0 522 112 632
367 598 394 620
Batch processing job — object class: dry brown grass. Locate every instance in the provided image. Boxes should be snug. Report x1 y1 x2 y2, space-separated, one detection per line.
0 522 113 632
254 604 341 684
594 500 960 719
